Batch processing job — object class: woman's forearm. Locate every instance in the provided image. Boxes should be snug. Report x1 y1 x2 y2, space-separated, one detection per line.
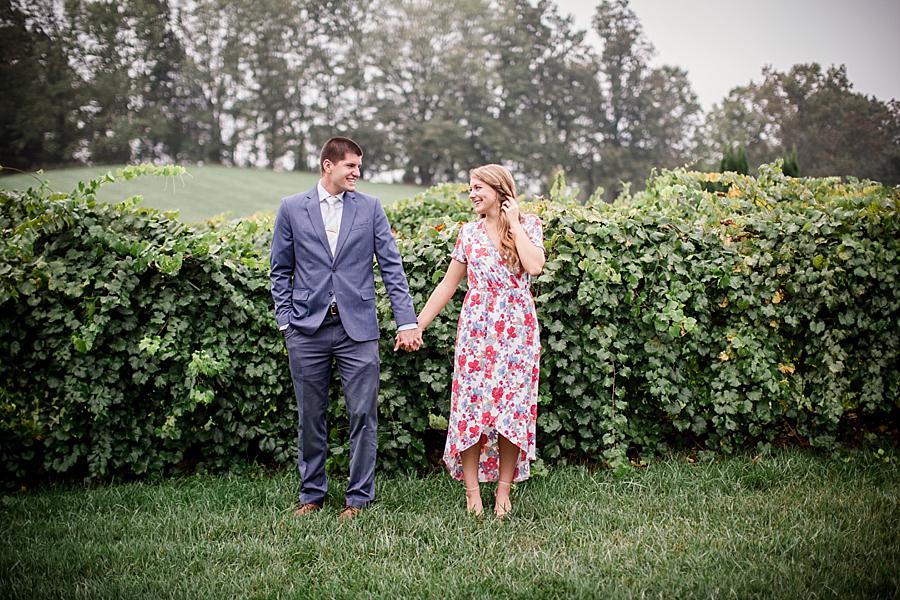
418 260 466 330
511 224 545 275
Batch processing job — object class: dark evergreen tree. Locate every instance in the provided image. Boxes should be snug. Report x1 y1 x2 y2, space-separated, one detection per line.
0 0 81 170
720 144 749 175
781 145 801 177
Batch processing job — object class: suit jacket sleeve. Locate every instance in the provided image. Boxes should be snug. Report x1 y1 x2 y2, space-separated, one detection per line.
372 198 417 327
270 199 294 328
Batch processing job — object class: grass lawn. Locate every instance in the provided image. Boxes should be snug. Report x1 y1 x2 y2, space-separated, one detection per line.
0 165 425 223
1 451 897 599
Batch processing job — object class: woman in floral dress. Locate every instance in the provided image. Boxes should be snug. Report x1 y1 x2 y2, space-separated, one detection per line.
414 164 544 518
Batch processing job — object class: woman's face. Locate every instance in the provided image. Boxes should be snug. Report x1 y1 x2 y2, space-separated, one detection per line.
469 176 500 216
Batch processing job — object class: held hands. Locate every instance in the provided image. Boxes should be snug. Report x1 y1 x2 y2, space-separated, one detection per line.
394 326 423 352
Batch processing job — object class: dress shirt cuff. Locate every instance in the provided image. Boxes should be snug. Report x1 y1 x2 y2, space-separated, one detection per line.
397 323 418 332
279 324 288 331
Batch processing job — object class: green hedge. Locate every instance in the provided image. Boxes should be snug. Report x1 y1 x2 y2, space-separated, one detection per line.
1 164 897 486
1 166 294 486
391 166 899 472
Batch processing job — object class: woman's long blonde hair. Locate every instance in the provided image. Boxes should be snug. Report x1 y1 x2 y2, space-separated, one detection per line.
471 164 521 273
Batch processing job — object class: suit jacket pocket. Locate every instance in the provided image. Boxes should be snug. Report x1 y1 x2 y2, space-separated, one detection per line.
350 220 370 231
360 288 375 301
292 289 310 317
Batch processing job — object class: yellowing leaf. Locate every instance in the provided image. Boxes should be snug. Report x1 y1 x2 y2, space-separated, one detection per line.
719 296 729 308
772 290 783 304
719 351 730 361
778 363 795 375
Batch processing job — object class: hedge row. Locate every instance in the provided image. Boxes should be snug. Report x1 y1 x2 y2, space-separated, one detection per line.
391 165 899 472
1 163 897 486
1 166 294 486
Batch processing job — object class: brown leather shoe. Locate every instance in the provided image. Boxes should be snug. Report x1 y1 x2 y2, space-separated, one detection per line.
293 503 322 516
338 506 363 521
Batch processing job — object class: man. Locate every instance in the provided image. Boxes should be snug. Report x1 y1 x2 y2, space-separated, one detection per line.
270 137 422 520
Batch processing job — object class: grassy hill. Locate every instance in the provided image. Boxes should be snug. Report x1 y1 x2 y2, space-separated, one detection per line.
0 164 425 223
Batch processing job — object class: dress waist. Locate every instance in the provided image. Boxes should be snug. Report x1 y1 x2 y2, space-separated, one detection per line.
467 285 531 295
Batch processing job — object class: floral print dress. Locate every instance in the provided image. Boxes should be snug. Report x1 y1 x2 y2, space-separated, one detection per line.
443 214 543 482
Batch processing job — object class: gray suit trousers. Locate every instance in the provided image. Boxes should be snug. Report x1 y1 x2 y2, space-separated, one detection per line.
284 312 380 508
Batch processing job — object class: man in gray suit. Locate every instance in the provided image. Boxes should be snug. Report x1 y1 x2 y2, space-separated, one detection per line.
270 137 422 520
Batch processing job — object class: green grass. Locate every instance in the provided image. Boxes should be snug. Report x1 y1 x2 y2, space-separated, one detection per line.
0 165 425 223
1 451 897 599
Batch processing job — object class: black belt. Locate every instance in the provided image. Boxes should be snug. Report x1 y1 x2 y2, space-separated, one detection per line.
329 302 339 316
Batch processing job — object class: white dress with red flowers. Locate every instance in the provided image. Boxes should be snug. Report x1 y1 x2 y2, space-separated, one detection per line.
443 215 543 482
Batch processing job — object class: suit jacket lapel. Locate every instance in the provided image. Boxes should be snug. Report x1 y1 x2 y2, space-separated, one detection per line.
333 192 358 260
304 188 333 260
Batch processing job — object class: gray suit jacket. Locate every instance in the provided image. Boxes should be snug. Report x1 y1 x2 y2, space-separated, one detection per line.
269 186 416 341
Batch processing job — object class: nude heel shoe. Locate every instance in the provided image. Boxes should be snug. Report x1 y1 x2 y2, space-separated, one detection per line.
494 481 513 519
465 485 484 517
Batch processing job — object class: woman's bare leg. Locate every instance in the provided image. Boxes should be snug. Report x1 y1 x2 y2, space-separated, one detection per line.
495 434 519 518
460 443 483 516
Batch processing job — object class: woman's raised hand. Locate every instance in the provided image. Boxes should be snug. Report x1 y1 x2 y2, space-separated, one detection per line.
501 195 521 223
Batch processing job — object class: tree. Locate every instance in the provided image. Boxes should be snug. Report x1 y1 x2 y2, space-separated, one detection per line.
579 0 701 199
219 0 348 169
781 145 800 177
128 0 194 163
173 0 245 165
695 77 783 171
779 64 898 183
719 144 749 174
701 63 900 185
67 1 145 164
357 0 498 186
481 0 597 188
0 0 82 170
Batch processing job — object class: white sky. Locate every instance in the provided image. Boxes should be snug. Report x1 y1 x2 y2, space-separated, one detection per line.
553 0 900 109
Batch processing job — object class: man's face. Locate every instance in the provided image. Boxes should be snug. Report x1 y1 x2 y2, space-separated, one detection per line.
323 153 362 193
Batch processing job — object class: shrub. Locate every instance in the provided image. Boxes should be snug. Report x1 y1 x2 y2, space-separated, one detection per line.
1 163 896 486
384 164 899 471
1 167 293 485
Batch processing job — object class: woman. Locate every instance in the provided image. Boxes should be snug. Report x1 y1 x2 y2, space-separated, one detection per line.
414 164 544 518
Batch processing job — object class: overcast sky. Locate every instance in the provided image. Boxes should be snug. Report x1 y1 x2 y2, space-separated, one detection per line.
553 0 900 109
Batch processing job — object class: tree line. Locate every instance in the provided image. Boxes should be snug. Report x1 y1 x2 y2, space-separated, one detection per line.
2 0 898 196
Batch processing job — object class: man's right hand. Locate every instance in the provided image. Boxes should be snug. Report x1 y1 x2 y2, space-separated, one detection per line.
394 327 423 352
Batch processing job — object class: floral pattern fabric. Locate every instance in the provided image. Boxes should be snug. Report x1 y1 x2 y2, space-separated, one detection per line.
443 214 543 482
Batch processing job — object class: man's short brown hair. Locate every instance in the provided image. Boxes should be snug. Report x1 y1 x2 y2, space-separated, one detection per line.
319 137 363 173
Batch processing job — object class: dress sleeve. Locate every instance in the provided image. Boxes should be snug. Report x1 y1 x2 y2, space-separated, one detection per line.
523 214 544 251
451 223 467 263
